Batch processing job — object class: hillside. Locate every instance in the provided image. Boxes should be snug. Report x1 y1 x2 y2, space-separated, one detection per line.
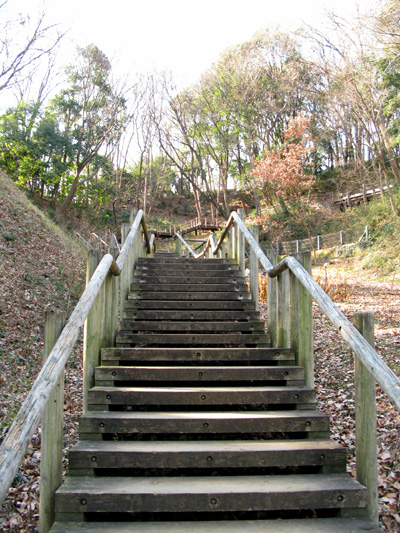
0 171 86 530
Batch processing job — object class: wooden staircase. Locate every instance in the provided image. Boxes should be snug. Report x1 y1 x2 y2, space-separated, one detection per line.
50 254 379 532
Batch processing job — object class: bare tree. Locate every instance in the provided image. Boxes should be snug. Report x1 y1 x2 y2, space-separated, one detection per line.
0 1 64 94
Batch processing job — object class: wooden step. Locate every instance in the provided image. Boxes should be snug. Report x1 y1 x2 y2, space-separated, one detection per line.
119 321 265 333
49 517 381 532
101 347 295 364
79 410 330 438
131 283 247 292
87 385 315 407
132 276 245 284
125 300 256 310
54 474 366 514
128 291 251 301
94 366 304 384
68 439 346 472
123 310 261 321
137 263 240 271
116 333 271 346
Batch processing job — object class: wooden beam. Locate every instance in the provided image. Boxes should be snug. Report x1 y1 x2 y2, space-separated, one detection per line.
39 311 66 533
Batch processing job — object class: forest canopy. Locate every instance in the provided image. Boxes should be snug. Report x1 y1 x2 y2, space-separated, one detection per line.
0 0 399 229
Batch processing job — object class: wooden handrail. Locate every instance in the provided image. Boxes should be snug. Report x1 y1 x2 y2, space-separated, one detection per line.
0 254 114 505
178 210 400 413
0 210 151 506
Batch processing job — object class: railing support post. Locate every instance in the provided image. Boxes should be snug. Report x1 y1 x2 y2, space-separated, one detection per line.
175 236 182 257
353 312 378 525
104 246 119 348
39 311 66 533
237 208 245 273
277 264 290 348
228 227 234 259
266 249 278 346
83 249 105 413
291 252 313 386
250 225 259 311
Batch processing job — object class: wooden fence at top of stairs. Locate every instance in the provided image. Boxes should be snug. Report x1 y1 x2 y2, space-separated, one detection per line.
0 209 399 532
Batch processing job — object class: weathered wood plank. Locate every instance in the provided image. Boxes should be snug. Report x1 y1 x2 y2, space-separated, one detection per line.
130 283 247 292
78 409 329 436
87 385 315 406
48 517 382 532
119 321 265 333
128 291 251 301
94 366 304 383
115 333 271 346
55 474 366 513
123 310 260 321
68 439 346 470
125 300 256 310
101 347 295 362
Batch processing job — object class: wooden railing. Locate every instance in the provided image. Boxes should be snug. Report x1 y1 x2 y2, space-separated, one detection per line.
0 209 154 530
177 209 400 525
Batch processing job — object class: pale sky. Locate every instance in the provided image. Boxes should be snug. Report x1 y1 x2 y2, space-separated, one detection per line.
8 0 378 88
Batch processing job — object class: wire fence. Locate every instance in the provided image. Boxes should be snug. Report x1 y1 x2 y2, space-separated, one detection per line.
261 227 368 256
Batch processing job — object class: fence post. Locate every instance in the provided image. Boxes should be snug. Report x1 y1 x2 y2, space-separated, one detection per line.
353 312 378 525
39 311 66 533
277 265 290 348
266 249 278 347
228 226 234 260
340 231 344 245
83 249 105 413
291 252 313 387
104 246 119 348
237 208 245 273
250 225 259 311
175 236 182 257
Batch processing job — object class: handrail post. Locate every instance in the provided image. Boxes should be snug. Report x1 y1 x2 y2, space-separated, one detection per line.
237 208 245 273
266 249 278 346
228 226 234 259
277 261 290 348
353 312 378 525
104 246 119 348
120 223 131 319
290 252 313 386
83 249 105 412
175 236 182 257
249 225 259 311
39 311 66 533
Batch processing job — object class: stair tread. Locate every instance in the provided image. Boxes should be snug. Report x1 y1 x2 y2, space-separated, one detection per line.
91 385 312 392
56 473 365 495
50 518 380 532
81 410 327 421
71 438 344 453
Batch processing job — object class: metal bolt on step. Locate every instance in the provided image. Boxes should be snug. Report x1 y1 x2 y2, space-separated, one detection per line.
111 372 116 377
207 456 213 462
199 372 203 377
91 456 97 462
294 394 299 399
305 421 311 427
81 499 87 506
99 422 105 428
337 495 344 502
201 395 206 400
106 395 111 400
320 454 325 461
284 371 289 376
203 423 209 428
211 499 218 505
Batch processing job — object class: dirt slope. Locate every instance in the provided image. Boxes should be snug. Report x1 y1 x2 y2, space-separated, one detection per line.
0 170 86 531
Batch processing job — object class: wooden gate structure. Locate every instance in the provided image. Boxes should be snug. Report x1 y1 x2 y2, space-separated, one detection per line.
0 209 399 531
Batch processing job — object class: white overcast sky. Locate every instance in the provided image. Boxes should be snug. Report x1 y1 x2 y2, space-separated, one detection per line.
8 0 378 88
